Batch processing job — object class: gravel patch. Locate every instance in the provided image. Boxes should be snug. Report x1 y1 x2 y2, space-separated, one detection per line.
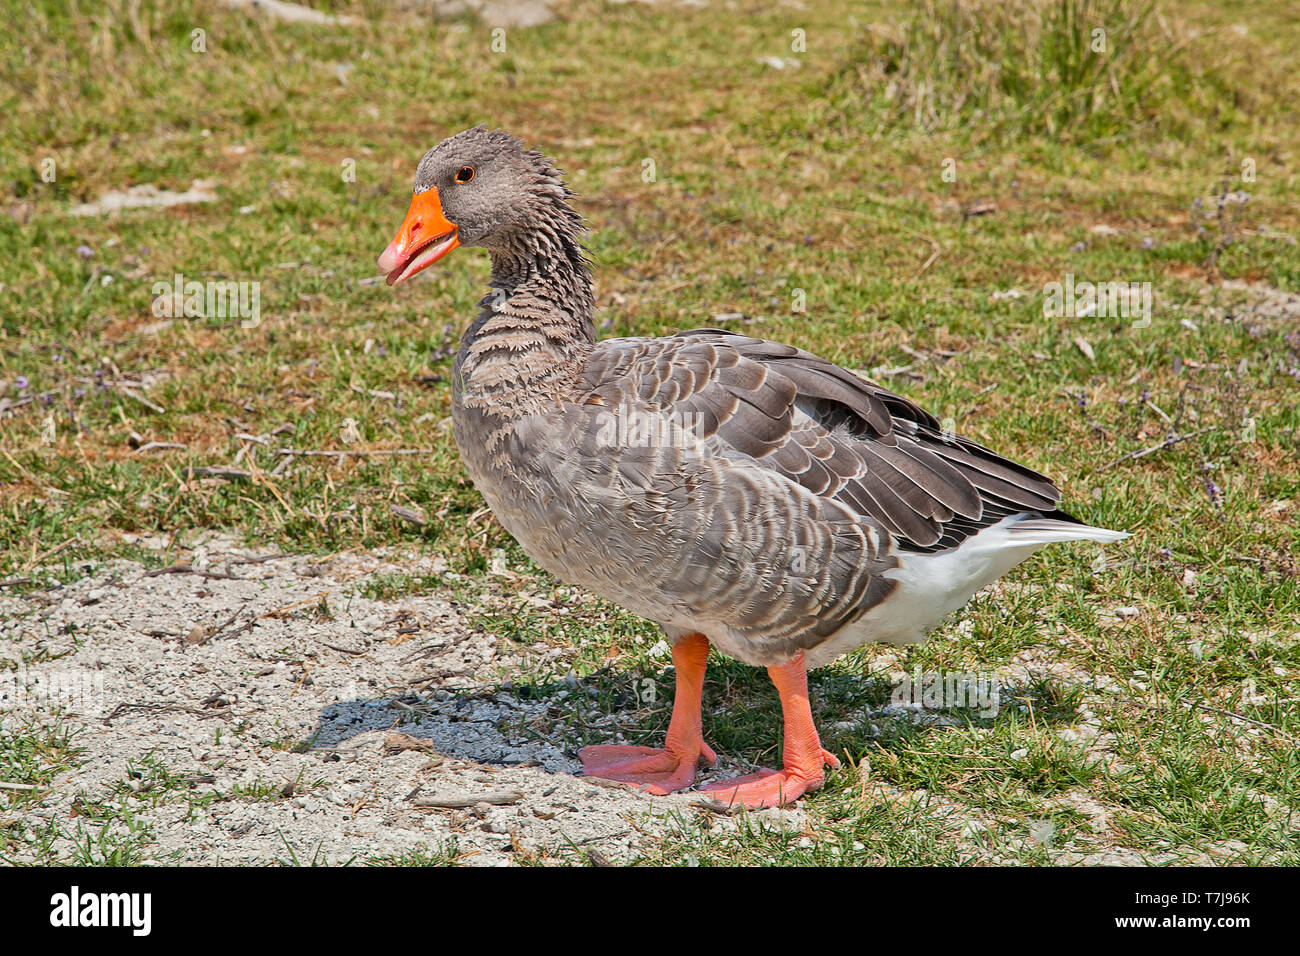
0 544 718 865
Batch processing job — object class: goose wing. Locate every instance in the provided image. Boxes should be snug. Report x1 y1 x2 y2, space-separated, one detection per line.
577 329 1062 552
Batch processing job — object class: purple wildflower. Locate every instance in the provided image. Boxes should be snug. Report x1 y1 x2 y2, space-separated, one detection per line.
1202 463 1223 510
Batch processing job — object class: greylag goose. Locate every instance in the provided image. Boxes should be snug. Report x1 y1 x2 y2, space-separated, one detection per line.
378 126 1129 808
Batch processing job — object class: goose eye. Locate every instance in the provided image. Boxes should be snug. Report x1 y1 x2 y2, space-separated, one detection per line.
455 166 475 183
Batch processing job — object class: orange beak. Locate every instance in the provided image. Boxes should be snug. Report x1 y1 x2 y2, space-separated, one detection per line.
378 188 461 286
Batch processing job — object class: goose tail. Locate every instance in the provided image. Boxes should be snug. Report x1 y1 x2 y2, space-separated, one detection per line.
1004 515 1131 547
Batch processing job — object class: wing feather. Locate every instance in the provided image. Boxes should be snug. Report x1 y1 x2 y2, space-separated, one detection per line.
579 329 1062 553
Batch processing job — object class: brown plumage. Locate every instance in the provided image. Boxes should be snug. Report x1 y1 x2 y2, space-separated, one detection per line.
378 127 1128 807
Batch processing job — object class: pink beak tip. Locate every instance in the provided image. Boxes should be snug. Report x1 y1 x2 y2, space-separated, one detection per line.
377 242 402 275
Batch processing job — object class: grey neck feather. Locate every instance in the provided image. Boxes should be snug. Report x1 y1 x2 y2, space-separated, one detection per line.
456 189 596 419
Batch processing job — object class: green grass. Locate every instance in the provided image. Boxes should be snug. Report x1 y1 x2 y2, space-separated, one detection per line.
364 841 462 867
0 715 81 863
828 0 1261 142
0 716 171 865
2 0 1298 865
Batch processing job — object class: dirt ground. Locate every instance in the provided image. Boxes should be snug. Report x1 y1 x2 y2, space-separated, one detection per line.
0 537 817 865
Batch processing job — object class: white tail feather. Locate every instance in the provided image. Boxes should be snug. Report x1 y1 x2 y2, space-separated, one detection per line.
804 513 1133 663
1005 517 1131 547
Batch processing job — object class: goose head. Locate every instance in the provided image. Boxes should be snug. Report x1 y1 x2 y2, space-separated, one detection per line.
378 125 581 286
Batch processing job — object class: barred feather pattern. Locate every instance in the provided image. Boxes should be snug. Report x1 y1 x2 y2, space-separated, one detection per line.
445 129 1075 666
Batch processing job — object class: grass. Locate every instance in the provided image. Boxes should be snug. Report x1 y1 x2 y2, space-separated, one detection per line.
1 0 1298 865
0 715 169 865
0 714 81 863
828 0 1258 142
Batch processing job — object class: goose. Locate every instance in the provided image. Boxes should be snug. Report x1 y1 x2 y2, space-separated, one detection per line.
377 126 1129 808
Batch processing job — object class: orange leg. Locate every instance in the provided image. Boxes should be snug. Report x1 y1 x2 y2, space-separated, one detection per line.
699 651 838 808
580 633 716 795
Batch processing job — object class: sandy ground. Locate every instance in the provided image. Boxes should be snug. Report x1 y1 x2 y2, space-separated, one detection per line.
0 540 806 865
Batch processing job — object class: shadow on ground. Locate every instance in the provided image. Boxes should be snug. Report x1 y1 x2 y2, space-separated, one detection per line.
305 661 1086 781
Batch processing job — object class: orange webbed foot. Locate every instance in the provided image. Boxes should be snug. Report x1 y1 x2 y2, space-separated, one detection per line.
580 743 717 795
692 651 839 808
579 632 715 796
699 749 838 808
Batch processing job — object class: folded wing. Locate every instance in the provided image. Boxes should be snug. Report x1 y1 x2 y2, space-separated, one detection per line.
578 329 1064 552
